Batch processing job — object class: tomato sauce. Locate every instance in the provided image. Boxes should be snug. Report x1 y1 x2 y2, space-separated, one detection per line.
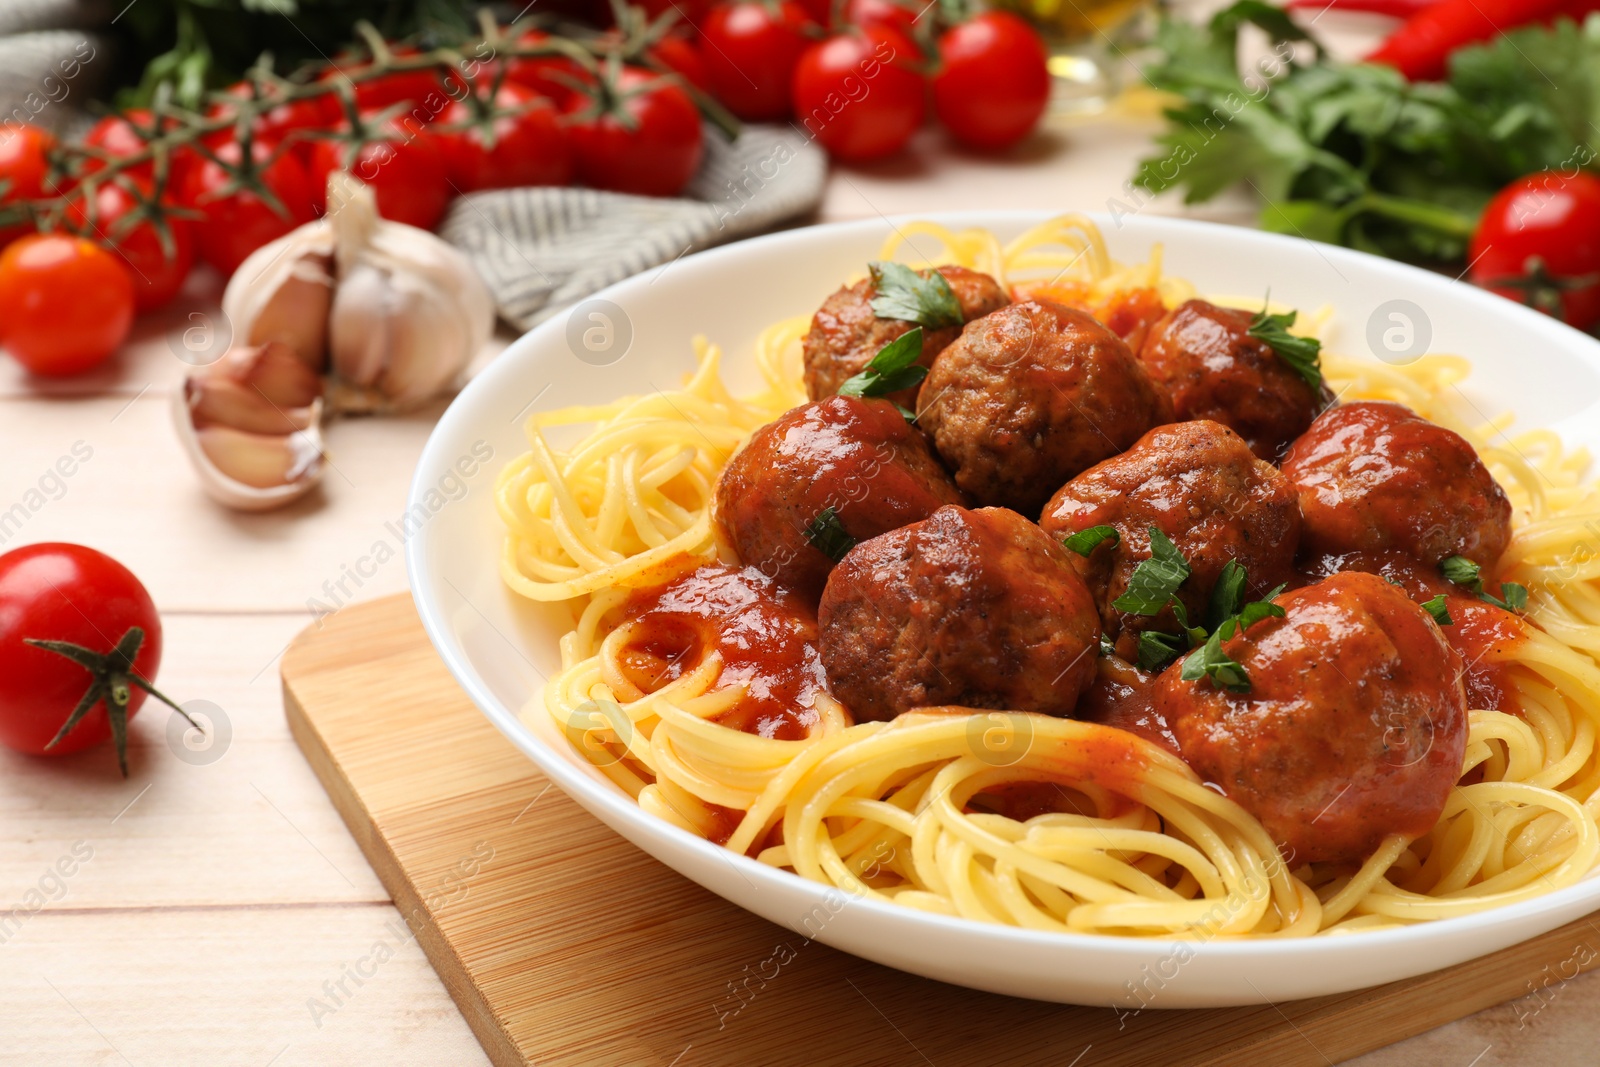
619 563 828 740
1446 596 1528 715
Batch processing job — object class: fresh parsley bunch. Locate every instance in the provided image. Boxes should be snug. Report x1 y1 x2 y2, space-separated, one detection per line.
1134 2 1600 263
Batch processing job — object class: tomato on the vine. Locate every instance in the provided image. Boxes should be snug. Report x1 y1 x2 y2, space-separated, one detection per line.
793 27 924 163
210 81 341 157
326 48 450 119
0 543 187 777
931 12 1050 151
180 137 316 277
0 234 134 376
505 30 592 106
0 123 54 248
838 0 920 41
436 82 572 193
563 67 704 198
67 180 194 312
306 113 451 230
646 34 711 92
701 1 816 122
83 110 194 186
1470 171 1600 333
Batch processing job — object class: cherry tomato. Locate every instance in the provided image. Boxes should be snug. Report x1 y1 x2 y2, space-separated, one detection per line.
793 27 925 162
701 1 816 122
648 34 711 92
83 110 195 187
325 48 450 120
66 180 195 312
0 123 54 248
180 137 316 278
307 113 452 230
0 544 167 775
0 234 134 376
1470 171 1600 332
437 83 572 192
839 0 919 41
505 30 591 106
209 81 341 157
931 12 1049 151
563 67 704 197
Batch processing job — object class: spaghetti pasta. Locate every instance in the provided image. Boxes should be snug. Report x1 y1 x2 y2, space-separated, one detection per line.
501 215 1600 938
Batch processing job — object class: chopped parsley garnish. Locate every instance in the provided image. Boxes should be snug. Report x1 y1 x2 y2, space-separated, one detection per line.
1137 630 1186 673
1422 595 1454 627
1107 531 1284 686
1112 528 1192 616
1247 306 1324 392
867 261 963 330
837 327 928 409
1440 555 1529 613
804 506 857 563
1063 525 1120 558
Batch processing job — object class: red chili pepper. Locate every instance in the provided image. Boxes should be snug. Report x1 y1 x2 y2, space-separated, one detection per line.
1366 0 1569 81
1552 0 1600 22
1285 0 1438 16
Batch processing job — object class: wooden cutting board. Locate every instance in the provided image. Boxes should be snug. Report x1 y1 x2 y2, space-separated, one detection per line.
282 593 1600 1067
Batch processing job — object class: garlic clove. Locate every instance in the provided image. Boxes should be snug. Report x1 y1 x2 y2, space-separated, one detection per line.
196 424 322 490
222 227 336 372
326 262 393 391
172 386 325 512
210 341 324 408
186 377 316 436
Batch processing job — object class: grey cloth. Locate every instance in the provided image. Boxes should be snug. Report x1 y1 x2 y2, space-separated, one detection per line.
0 0 111 135
438 123 827 331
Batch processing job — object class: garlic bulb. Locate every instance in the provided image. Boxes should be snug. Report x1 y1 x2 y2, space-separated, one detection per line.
220 171 492 413
325 172 495 412
173 341 326 511
180 172 495 510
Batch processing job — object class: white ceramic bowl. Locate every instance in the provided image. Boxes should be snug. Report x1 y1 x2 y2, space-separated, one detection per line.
407 212 1600 1008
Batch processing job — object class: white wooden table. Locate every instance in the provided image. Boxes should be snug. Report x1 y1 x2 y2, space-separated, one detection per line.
5 13 1597 1065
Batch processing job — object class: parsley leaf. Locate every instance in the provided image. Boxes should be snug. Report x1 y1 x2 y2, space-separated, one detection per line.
868 262 963 330
1131 3 1593 265
837 328 928 401
1181 627 1252 694
1112 528 1192 616
1422 595 1454 627
1441 555 1482 587
804 507 857 563
1440 554 1529 613
1138 630 1186 673
1248 307 1324 392
1205 558 1249 632
1063 525 1120 558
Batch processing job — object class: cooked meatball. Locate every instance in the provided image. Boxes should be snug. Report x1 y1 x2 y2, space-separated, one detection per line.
1281 401 1513 569
714 395 967 601
916 300 1174 515
1138 299 1335 462
803 265 1010 404
1153 571 1467 864
819 505 1100 722
1040 420 1301 648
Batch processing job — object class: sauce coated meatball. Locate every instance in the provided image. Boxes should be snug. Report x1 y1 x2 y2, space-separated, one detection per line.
1138 299 1334 461
714 395 967 600
1153 571 1467 864
916 300 1174 515
1282 401 1513 569
1040 420 1301 648
803 265 1010 404
818 505 1100 722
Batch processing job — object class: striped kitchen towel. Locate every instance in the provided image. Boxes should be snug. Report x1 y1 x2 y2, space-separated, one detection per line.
438 122 828 331
0 0 111 136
